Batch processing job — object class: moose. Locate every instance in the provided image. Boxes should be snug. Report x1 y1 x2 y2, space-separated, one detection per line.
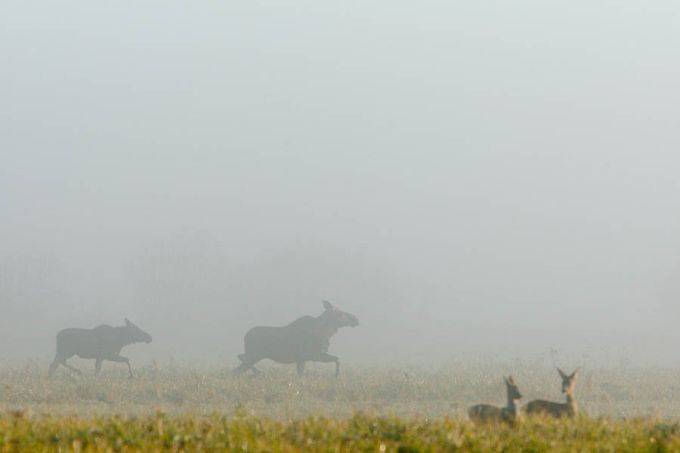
48 318 152 379
234 300 359 377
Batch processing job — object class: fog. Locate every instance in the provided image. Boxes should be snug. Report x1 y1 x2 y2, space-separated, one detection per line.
2 0 680 368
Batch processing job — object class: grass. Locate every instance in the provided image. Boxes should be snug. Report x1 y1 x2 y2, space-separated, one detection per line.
2 412 680 452
2 360 680 451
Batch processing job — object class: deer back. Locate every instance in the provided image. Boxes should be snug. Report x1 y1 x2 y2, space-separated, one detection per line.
525 399 574 418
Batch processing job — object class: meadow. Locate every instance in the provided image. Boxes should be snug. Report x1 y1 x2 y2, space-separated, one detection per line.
2 360 680 451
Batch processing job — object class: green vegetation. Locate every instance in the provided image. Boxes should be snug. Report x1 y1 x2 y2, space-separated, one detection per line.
2 361 680 451
2 412 680 452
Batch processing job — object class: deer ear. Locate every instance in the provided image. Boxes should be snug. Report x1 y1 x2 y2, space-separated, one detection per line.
571 368 581 378
557 367 567 378
504 376 509 385
507 375 515 384
322 300 334 310
125 318 131 326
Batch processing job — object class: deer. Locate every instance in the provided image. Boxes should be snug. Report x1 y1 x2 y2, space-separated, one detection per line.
468 376 522 425
525 368 580 418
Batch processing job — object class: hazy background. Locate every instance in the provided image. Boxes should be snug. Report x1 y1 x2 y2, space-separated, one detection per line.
1 0 679 368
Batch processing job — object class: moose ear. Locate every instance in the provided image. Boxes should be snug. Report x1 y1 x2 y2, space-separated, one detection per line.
322 300 334 311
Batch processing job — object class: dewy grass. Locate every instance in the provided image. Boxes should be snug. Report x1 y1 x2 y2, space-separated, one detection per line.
2 361 680 451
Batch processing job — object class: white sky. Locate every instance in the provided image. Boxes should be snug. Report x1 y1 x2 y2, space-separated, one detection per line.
2 0 680 366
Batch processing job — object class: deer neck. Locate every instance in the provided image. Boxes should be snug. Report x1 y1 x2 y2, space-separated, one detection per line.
565 392 578 415
505 395 518 417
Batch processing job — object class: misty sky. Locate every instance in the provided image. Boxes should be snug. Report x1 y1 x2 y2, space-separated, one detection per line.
2 1 680 367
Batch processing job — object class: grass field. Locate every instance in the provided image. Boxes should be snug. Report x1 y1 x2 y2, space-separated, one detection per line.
3 412 680 452
2 360 680 451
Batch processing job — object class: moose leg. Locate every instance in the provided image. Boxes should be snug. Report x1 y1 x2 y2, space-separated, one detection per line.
108 355 134 379
49 353 81 378
233 363 249 375
312 353 340 377
234 355 261 376
296 361 305 376
48 358 60 378
60 360 83 376
95 359 103 377
234 361 261 375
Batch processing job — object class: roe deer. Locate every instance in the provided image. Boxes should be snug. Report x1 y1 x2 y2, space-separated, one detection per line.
525 368 580 418
468 376 522 425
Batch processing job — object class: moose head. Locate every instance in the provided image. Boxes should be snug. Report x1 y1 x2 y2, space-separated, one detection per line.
124 318 153 344
322 300 359 328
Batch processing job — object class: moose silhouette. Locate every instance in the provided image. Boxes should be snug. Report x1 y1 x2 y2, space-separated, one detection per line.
234 300 359 377
48 318 152 379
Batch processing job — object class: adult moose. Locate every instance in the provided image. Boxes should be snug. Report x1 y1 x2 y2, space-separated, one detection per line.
48 318 152 379
234 300 359 377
